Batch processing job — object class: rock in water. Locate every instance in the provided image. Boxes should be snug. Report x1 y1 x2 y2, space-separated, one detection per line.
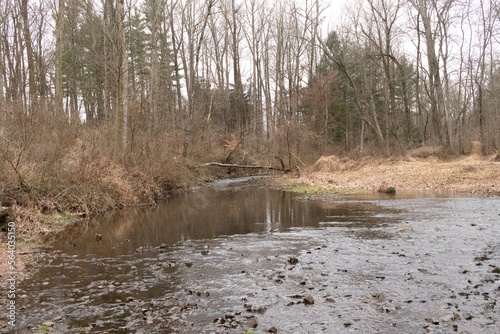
42 322 55 328
398 222 414 232
379 186 396 194
246 316 258 328
303 295 315 305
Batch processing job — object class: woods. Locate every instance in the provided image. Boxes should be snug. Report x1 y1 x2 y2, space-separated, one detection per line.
1 0 500 210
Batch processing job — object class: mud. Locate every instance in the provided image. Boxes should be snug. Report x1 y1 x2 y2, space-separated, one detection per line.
2 177 500 333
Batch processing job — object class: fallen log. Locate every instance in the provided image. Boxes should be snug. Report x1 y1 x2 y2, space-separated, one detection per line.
199 162 284 171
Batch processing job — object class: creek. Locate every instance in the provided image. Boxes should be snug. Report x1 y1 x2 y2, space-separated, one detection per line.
7 177 500 333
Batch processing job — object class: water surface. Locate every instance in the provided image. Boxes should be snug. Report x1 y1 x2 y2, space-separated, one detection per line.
5 178 500 333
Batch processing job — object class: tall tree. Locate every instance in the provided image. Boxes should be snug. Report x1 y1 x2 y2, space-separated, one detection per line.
54 0 65 119
181 0 215 157
115 0 128 153
18 0 36 114
408 0 450 147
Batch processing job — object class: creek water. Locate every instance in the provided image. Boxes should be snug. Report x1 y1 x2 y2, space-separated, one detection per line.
5 177 500 333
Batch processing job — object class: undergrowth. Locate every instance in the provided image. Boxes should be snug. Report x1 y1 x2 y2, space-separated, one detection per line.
0 118 218 243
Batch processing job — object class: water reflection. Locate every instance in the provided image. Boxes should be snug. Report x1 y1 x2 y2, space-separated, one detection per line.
55 181 356 257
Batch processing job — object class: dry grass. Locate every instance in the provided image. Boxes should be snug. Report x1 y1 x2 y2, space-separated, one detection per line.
289 150 500 196
407 146 447 159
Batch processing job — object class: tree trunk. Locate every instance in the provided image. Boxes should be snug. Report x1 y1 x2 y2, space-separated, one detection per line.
19 0 36 114
115 0 128 154
55 0 65 119
231 0 244 137
409 0 449 146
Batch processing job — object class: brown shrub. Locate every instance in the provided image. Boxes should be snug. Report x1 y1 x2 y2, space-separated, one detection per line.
470 141 483 158
407 146 443 159
0 114 202 216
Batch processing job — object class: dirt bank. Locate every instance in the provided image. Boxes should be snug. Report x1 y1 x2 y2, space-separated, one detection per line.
0 209 84 283
278 152 500 196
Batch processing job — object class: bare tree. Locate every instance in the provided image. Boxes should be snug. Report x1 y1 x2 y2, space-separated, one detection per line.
180 0 215 157
18 0 37 114
407 0 450 147
54 0 64 119
473 0 495 154
115 0 128 152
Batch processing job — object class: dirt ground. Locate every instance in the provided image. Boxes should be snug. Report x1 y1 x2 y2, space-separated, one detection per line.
285 151 500 196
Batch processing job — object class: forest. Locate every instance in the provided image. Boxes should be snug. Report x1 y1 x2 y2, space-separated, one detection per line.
1 0 499 213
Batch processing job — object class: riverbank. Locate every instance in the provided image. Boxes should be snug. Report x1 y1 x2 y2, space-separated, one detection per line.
273 152 500 197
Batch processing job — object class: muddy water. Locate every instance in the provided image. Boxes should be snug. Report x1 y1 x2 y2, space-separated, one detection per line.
5 177 500 333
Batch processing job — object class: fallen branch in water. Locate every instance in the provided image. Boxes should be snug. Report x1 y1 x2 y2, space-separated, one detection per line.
199 162 287 171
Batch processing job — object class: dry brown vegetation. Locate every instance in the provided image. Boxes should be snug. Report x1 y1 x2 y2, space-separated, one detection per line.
282 148 500 196
0 114 324 259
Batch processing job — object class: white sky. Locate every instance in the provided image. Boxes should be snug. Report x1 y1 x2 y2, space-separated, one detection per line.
321 0 349 31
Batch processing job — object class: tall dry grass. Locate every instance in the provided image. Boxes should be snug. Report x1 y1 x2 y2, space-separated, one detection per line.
0 114 209 219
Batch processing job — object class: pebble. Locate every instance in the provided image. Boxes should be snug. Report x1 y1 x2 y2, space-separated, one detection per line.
304 295 315 305
398 222 414 232
197 290 210 297
246 316 258 328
